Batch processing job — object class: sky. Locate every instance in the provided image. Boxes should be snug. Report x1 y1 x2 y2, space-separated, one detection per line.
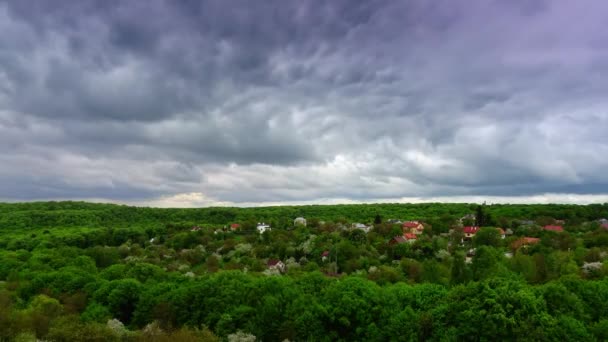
1 0 608 207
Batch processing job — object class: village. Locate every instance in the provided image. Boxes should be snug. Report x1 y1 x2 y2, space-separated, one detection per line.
182 211 608 278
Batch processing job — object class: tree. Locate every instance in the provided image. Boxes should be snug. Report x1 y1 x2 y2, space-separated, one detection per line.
450 251 468 285
205 255 220 273
473 227 501 248
471 246 501 281
421 260 449 285
475 205 485 227
98 279 142 324
374 214 382 225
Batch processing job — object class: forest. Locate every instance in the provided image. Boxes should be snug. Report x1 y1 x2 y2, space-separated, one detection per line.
1 201 608 341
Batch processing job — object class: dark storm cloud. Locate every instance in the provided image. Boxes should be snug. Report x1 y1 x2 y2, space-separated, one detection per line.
1 0 608 204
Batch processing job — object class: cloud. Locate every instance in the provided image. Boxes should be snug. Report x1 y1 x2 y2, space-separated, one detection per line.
1 0 608 205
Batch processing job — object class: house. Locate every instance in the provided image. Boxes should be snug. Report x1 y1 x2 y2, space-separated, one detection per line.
230 223 241 231
191 226 202 232
387 219 403 225
404 233 418 243
518 220 535 226
257 222 271 234
598 218 608 225
267 259 286 273
352 223 372 233
463 226 480 239
321 250 330 262
602 223 608 230
402 221 424 235
543 225 564 233
496 228 506 239
465 248 475 264
554 219 566 225
389 236 408 245
294 217 307 226
511 237 540 250
505 228 514 236
460 213 476 224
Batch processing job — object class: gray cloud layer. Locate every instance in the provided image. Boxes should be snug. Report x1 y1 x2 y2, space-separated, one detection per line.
1 0 608 205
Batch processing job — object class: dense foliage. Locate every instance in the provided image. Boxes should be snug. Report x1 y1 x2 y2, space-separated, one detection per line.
1 201 608 341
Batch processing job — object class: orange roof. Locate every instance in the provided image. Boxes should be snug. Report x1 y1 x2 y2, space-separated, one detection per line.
511 237 540 249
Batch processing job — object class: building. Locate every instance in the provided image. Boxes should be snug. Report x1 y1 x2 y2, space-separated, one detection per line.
257 223 271 234
404 233 418 243
389 236 408 245
517 220 535 226
190 226 202 231
321 250 330 262
543 225 564 232
463 226 480 239
402 221 424 235
230 223 241 231
267 259 286 273
352 223 372 233
294 217 307 226
460 214 476 224
496 228 506 239
511 237 540 250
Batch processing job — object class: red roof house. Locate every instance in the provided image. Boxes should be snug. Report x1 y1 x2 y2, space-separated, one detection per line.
321 250 330 262
543 225 564 232
402 221 424 234
601 223 608 230
463 226 480 238
389 236 408 245
267 259 286 273
404 233 418 242
230 223 241 230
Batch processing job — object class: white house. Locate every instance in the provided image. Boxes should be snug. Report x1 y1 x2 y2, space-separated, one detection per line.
321 250 330 262
257 222 271 234
294 217 307 226
267 259 286 273
352 223 371 233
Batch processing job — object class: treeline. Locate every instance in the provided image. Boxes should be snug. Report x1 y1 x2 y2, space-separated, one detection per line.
2 201 608 230
2 269 608 341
